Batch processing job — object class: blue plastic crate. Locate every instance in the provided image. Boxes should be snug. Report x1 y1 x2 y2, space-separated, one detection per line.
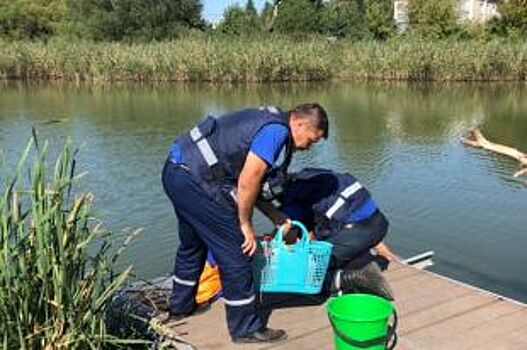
254 221 333 294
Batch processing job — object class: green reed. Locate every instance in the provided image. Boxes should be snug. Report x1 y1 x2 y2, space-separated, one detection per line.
0 133 142 349
338 38 527 81
0 36 335 82
0 36 526 82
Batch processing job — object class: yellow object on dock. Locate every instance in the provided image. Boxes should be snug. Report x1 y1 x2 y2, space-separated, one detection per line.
195 262 221 305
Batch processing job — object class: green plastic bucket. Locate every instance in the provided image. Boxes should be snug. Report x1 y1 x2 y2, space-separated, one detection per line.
327 294 397 350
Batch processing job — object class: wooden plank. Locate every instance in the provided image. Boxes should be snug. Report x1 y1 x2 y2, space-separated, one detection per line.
390 272 476 317
175 302 231 350
401 298 523 349
260 304 330 349
385 263 422 282
154 264 527 349
264 326 332 350
400 292 498 335
179 301 332 349
457 309 527 349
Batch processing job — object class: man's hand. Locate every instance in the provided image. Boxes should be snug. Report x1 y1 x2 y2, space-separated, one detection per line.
278 218 292 234
237 152 268 256
375 242 400 262
240 222 257 256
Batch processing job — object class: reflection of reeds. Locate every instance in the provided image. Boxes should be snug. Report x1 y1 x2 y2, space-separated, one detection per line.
0 133 141 348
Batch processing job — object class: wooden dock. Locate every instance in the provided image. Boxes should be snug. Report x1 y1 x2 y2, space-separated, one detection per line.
154 262 527 349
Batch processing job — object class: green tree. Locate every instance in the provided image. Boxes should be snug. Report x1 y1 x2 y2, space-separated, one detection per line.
408 0 459 39
490 0 527 38
366 0 394 41
245 0 262 32
324 0 368 40
217 3 262 36
260 1 276 31
273 0 324 34
246 0 258 19
66 0 205 41
0 0 66 40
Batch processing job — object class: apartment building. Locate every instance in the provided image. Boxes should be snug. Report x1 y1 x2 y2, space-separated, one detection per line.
394 0 500 31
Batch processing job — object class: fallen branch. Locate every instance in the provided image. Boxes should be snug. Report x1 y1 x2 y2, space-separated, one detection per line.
462 127 527 180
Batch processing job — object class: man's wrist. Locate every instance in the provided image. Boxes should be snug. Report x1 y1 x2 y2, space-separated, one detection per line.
275 217 290 227
240 220 252 229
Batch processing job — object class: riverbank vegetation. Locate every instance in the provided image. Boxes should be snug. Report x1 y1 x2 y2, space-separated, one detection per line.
0 0 526 82
1 36 526 82
0 135 142 348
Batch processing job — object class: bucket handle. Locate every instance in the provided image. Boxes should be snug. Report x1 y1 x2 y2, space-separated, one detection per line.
274 220 309 247
328 308 398 349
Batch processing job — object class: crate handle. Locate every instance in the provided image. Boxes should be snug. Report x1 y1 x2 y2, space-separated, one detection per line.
274 220 309 247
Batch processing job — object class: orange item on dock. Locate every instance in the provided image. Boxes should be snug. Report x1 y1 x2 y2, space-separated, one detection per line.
196 261 221 305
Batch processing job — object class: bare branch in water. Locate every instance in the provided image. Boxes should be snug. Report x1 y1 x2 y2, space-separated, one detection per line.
462 127 527 183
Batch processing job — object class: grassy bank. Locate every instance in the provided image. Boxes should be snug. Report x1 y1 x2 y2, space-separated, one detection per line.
0 135 142 348
1 37 526 82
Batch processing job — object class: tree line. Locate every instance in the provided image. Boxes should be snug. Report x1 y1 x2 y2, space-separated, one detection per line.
1 0 526 42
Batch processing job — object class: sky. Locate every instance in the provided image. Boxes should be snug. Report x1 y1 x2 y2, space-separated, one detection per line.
202 0 268 24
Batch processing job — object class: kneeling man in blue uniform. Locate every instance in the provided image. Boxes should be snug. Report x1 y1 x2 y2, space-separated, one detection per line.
162 104 328 343
259 167 397 301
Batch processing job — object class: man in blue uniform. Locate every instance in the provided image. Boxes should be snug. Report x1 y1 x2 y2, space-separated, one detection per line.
259 167 396 300
162 104 328 343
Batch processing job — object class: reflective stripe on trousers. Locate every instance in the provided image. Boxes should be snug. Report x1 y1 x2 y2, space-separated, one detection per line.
162 160 262 338
222 294 256 307
173 274 197 287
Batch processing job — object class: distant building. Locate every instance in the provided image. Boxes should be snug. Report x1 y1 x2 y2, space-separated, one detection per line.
394 0 500 31
394 0 409 32
459 0 499 23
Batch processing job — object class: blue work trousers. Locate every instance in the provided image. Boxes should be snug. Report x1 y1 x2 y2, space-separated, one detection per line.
161 160 262 338
319 210 389 293
328 210 388 270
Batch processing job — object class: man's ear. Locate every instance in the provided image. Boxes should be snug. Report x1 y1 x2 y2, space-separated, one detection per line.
291 117 308 129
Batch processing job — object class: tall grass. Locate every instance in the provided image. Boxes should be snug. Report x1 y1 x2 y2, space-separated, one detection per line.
339 38 527 81
1 36 526 82
0 133 142 349
0 36 335 82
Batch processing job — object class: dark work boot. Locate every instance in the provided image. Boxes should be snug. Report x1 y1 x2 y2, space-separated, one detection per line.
232 327 287 344
335 261 395 300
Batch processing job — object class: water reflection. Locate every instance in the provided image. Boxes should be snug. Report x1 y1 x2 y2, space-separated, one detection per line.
1 81 526 301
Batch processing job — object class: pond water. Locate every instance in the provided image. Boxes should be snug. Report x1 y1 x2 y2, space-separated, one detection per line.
1 81 526 302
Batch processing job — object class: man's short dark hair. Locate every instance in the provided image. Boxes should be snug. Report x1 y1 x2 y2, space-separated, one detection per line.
289 103 329 139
